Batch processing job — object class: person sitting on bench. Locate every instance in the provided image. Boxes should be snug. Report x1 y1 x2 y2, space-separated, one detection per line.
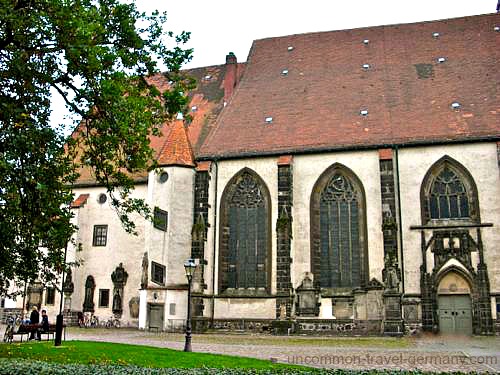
28 307 39 340
37 310 49 340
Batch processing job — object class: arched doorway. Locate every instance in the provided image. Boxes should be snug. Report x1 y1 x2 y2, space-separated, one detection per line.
437 270 473 335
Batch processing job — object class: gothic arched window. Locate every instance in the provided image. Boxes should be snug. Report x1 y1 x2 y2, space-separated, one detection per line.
421 156 479 224
310 164 368 291
219 169 271 294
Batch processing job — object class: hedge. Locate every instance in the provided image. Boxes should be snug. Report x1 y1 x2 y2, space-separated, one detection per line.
0 359 443 375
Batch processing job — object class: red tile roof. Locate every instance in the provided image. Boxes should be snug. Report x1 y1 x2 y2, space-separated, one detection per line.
156 120 195 167
74 62 245 184
199 13 500 159
70 194 90 208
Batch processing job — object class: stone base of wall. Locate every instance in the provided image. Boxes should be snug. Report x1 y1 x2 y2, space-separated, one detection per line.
405 321 423 335
62 310 81 326
194 318 385 335
296 319 383 335
208 319 275 333
383 319 404 336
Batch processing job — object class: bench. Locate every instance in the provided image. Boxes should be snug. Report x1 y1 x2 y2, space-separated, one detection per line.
8 324 65 342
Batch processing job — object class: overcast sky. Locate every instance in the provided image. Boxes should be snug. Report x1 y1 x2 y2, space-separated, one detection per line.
51 0 497 129
138 0 496 69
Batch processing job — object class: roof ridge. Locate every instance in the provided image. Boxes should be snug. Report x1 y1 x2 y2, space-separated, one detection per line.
252 12 498 44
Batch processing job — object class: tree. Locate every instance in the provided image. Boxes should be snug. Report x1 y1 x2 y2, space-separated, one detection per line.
0 0 194 297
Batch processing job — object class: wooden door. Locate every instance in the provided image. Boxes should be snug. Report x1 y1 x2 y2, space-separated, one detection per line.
438 295 472 335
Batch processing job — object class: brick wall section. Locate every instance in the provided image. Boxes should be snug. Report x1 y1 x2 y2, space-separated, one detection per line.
497 142 500 171
191 170 210 297
379 150 398 260
276 157 293 318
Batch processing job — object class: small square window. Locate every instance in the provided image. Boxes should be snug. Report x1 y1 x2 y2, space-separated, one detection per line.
151 261 166 285
153 208 168 231
45 287 55 305
93 225 108 246
99 289 110 308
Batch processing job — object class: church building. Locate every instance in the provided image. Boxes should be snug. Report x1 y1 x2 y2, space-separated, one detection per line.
4 12 499 336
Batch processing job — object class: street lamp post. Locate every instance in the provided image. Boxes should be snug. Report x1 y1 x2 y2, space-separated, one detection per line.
183 258 196 352
55 243 68 346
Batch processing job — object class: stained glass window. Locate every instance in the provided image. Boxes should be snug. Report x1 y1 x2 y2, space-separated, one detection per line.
319 173 362 288
428 167 469 220
223 172 269 290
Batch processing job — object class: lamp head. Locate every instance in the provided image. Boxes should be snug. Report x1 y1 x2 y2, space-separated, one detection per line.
184 258 196 280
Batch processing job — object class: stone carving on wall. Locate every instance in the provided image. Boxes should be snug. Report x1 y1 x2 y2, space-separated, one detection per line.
230 172 264 208
83 276 95 312
111 263 128 316
431 230 474 271
129 297 140 318
62 268 74 311
112 290 122 313
141 253 148 289
295 273 320 317
27 282 43 311
62 268 74 295
382 254 401 292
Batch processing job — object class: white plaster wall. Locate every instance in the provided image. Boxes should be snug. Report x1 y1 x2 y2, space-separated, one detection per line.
214 298 276 319
145 167 195 288
210 158 278 296
398 143 500 295
292 151 385 287
165 290 188 327
319 298 334 319
204 164 217 297
205 152 384 319
70 184 147 323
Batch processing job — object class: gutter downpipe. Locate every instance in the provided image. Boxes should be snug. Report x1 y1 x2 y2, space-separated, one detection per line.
394 145 405 294
210 159 218 328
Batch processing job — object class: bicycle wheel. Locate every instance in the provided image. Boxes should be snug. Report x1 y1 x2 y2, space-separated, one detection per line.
113 319 120 329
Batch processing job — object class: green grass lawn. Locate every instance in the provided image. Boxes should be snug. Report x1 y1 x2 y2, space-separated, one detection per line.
0 340 302 370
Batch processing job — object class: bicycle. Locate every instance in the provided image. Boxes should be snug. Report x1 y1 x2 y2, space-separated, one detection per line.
3 315 22 343
83 313 99 328
103 315 121 329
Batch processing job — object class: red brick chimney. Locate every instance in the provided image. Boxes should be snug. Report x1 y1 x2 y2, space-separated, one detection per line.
224 52 238 102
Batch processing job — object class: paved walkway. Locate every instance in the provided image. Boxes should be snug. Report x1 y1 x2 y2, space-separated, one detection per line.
63 328 500 372
2 324 499 372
